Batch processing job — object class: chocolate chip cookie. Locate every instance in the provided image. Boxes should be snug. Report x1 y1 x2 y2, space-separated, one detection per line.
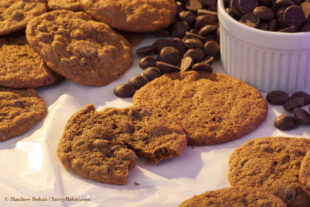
47 0 82 11
229 137 310 207
0 0 47 36
80 0 177 32
26 10 132 86
133 71 268 145
57 104 187 184
179 186 287 207
299 151 310 197
0 87 46 141
0 33 62 88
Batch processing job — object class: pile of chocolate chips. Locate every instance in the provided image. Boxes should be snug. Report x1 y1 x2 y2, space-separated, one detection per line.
114 0 220 98
225 0 310 32
267 90 310 130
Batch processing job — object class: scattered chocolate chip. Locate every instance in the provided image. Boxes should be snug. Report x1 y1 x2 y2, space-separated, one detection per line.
199 24 218 36
180 56 194 71
204 56 215 65
192 62 213 72
114 84 135 98
142 67 161 81
293 108 310 125
128 75 149 89
283 97 306 112
274 0 295 9
240 12 261 28
291 91 310 104
171 38 187 54
274 114 297 130
253 6 274 20
171 21 190 38
203 40 220 58
283 5 305 29
179 11 196 25
184 48 205 62
156 61 180 73
183 38 204 48
136 45 157 57
230 0 243 16
139 56 156 69
238 0 258 13
185 31 206 41
185 0 203 11
266 90 289 105
195 15 216 30
159 46 182 65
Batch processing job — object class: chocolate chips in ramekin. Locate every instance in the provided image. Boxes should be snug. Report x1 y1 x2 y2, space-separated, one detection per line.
114 0 220 98
225 0 310 32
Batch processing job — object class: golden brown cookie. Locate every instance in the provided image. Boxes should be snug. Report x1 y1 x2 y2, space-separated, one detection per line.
57 104 187 184
179 186 287 207
229 137 310 207
26 10 132 86
0 87 46 141
0 33 62 88
133 71 268 145
0 0 46 36
299 151 310 197
47 0 82 11
80 0 177 32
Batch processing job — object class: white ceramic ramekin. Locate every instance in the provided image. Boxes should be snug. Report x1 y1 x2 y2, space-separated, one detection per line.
218 0 310 92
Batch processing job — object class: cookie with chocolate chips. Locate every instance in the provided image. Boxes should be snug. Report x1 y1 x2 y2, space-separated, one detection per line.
26 10 132 86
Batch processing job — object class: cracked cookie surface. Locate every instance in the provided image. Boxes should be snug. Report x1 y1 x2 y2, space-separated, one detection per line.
57 104 187 184
0 87 46 141
179 186 287 207
133 71 268 145
0 0 46 35
229 137 310 207
80 0 177 32
26 10 132 86
0 33 61 88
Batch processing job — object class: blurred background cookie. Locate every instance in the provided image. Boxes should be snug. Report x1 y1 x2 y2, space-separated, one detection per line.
26 10 132 86
0 0 46 36
47 0 83 11
80 0 177 32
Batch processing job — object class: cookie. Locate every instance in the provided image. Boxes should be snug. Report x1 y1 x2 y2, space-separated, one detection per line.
26 10 132 86
0 33 62 88
57 104 187 184
133 71 268 145
0 0 46 36
47 0 82 11
228 137 310 207
80 0 177 32
299 151 310 197
0 87 46 141
121 32 144 47
179 186 287 207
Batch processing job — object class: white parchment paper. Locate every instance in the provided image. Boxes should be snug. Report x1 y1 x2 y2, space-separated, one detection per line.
0 37 309 207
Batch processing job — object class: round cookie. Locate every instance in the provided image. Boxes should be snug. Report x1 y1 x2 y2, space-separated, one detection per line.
47 0 83 11
80 0 177 32
0 87 46 141
0 34 62 88
0 0 46 36
26 10 132 86
57 104 187 184
228 137 310 207
133 71 268 145
179 186 287 207
299 151 310 197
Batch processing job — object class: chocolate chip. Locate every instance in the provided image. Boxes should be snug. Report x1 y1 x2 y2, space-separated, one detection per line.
185 0 203 11
183 38 204 48
197 9 218 23
171 21 190 38
203 40 220 58
179 11 196 25
293 108 310 125
240 12 261 27
192 62 213 72
180 56 194 71
291 91 310 104
195 15 217 30
259 0 272 6
283 97 306 112
301 2 310 21
156 61 180 73
139 56 156 69
253 6 274 20
238 0 258 13
184 48 205 62
129 75 149 89
185 32 206 41
201 0 217 7
114 84 135 98
171 38 187 54
230 0 243 16
199 24 218 36
283 5 305 28
267 90 289 105
152 39 173 52
278 25 297 32
136 45 157 57
142 67 161 81
159 46 182 65
204 56 215 65
274 0 295 9
274 114 297 130
268 18 277 31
